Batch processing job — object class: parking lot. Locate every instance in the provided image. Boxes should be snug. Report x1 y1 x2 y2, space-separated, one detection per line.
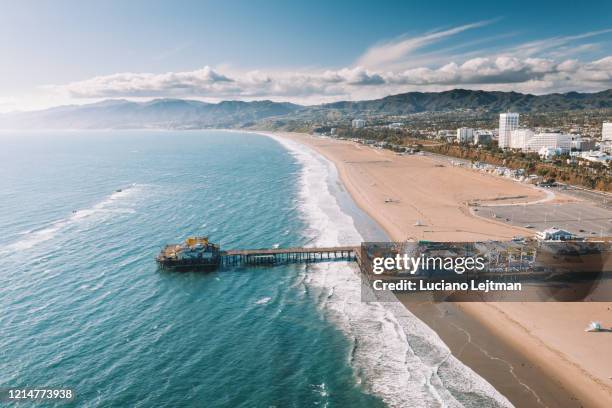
475 201 612 238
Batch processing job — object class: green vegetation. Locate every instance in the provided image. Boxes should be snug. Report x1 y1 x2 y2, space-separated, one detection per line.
422 143 611 192
319 89 612 116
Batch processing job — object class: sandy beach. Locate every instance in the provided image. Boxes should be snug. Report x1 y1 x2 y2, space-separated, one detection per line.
270 131 612 407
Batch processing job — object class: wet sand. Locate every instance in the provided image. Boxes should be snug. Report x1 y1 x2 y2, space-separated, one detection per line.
269 131 612 407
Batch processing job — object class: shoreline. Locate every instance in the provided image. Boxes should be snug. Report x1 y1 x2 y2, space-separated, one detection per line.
266 131 516 407
265 131 612 408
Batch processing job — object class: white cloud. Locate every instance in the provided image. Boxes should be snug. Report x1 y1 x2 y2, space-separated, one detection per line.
507 29 612 59
355 20 496 69
53 55 612 103
40 26 612 107
64 66 233 98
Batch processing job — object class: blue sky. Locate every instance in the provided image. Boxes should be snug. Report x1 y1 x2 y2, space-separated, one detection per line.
1 0 612 111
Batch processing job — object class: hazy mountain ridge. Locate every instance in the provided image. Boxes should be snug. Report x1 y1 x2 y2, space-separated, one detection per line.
1 89 611 129
0 99 302 129
316 89 612 115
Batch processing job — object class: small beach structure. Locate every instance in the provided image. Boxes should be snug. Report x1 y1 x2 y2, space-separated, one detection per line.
585 321 602 332
536 227 575 241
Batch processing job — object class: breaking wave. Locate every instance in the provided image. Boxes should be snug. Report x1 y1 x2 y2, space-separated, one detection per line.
255 296 272 305
266 133 513 408
2 184 142 254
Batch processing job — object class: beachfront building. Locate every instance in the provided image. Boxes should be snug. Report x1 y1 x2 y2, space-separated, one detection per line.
509 128 534 149
456 127 474 143
507 129 572 154
539 147 567 159
436 130 454 142
498 112 519 148
352 119 366 128
570 136 595 151
523 132 571 153
602 122 612 154
536 227 575 241
602 122 612 141
473 131 492 145
602 142 612 154
579 151 612 166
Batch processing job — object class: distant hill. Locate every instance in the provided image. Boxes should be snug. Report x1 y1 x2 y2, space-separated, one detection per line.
1 89 611 129
0 98 302 129
314 89 612 115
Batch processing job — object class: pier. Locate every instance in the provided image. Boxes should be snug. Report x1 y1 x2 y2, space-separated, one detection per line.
220 246 358 266
155 236 360 270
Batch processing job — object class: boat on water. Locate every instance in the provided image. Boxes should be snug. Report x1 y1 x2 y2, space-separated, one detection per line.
156 236 221 270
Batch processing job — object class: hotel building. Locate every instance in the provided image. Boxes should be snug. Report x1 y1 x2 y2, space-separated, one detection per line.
498 112 519 148
352 119 366 128
509 128 534 149
524 133 572 153
603 122 612 141
456 127 474 143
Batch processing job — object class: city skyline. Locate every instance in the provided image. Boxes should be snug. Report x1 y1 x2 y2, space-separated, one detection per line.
1 0 612 112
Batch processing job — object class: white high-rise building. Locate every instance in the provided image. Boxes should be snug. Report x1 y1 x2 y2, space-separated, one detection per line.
498 113 519 148
602 122 612 141
352 119 366 128
510 128 534 149
456 127 474 143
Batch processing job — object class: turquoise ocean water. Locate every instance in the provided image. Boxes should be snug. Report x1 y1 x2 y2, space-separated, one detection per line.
1 130 512 408
0 130 383 407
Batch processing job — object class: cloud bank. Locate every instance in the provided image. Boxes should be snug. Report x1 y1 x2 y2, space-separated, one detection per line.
52 23 612 104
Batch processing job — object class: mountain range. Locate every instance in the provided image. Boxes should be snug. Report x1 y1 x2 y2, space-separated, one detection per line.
318 89 612 115
1 89 611 129
0 99 300 129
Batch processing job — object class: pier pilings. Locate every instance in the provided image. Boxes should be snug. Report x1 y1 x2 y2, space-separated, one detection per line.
220 246 358 267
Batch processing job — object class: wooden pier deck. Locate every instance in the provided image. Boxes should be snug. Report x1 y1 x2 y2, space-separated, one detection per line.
221 246 358 266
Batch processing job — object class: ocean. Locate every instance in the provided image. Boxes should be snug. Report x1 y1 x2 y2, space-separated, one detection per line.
0 130 511 407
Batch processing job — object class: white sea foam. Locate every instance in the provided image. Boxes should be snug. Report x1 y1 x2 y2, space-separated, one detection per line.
3 185 143 254
255 296 272 305
265 133 513 408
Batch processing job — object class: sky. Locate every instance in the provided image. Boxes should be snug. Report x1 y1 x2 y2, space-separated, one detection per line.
1 0 612 112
